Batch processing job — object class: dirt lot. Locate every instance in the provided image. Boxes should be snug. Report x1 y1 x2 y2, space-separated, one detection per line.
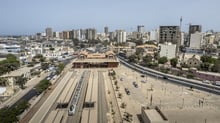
114 64 220 123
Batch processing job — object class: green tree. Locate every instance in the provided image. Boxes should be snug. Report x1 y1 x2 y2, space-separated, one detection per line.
200 55 216 64
49 47 55 51
56 62 65 75
170 58 178 67
135 48 145 56
15 76 28 89
128 55 138 63
72 38 79 46
41 62 49 70
154 52 159 60
211 58 220 72
200 62 211 71
143 55 153 63
158 56 168 64
144 41 157 46
0 77 7 86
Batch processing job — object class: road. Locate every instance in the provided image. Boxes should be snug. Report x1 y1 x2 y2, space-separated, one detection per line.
97 71 108 123
118 56 220 95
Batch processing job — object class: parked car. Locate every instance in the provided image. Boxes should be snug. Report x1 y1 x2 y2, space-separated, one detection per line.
141 80 146 83
125 88 130 95
133 81 138 88
202 80 210 84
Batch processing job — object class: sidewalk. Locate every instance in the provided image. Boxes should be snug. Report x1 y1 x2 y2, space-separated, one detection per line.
104 72 123 123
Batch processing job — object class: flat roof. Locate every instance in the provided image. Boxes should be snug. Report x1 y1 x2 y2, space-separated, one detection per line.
73 58 119 63
144 109 164 122
0 87 6 95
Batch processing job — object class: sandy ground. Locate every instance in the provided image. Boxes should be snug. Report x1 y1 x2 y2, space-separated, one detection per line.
113 64 220 123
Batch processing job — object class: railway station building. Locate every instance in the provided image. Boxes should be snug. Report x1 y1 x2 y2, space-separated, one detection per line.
72 50 119 68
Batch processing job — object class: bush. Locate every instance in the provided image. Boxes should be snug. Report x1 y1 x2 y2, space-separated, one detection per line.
158 56 168 64
187 74 194 79
35 79 51 94
0 100 29 123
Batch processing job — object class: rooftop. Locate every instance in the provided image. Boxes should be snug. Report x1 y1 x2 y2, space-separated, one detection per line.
144 109 164 122
73 58 119 63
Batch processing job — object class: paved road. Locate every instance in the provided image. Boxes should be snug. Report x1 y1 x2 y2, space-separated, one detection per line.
67 71 90 123
29 71 73 123
97 71 108 123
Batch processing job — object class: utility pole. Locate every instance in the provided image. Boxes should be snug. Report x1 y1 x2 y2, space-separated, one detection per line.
150 94 153 106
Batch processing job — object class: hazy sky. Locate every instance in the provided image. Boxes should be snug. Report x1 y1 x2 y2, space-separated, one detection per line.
0 0 220 35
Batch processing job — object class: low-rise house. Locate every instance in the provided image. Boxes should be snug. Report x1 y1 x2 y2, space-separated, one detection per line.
136 44 158 56
187 56 201 68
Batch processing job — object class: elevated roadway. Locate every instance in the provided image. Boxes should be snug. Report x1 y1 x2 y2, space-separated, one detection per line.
118 56 220 95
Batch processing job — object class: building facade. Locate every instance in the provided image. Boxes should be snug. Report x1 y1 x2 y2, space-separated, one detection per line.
188 25 202 46
159 42 176 59
86 28 97 40
116 30 126 43
45 27 53 40
189 32 203 49
72 50 119 68
159 26 180 44
189 25 202 35
137 25 145 33
104 26 109 36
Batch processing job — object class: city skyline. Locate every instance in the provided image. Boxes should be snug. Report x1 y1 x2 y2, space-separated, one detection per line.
1 0 220 35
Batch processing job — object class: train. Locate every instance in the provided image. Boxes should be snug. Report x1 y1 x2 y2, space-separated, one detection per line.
68 71 90 116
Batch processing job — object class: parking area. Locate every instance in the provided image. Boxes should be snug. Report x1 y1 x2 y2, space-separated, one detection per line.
113 64 220 123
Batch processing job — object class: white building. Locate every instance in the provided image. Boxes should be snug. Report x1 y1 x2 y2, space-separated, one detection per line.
190 32 203 49
181 32 185 46
150 30 159 41
0 44 21 54
159 42 176 59
53 32 60 39
116 30 126 43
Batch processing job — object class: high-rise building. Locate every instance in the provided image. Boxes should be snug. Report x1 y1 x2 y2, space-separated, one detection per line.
86 28 97 40
104 26 109 36
159 26 181 56
116 30 126 43
189 25 202 34
45 27 53 39
188 25 202 47
150 29 159 41
137 25 145 33
159 26 180 44
189 32 203 49
63 31 70 40
109 32 116 41
59 32 63 39
53 32 60 39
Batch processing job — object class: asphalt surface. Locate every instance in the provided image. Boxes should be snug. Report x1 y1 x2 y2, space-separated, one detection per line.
97 71 108 123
